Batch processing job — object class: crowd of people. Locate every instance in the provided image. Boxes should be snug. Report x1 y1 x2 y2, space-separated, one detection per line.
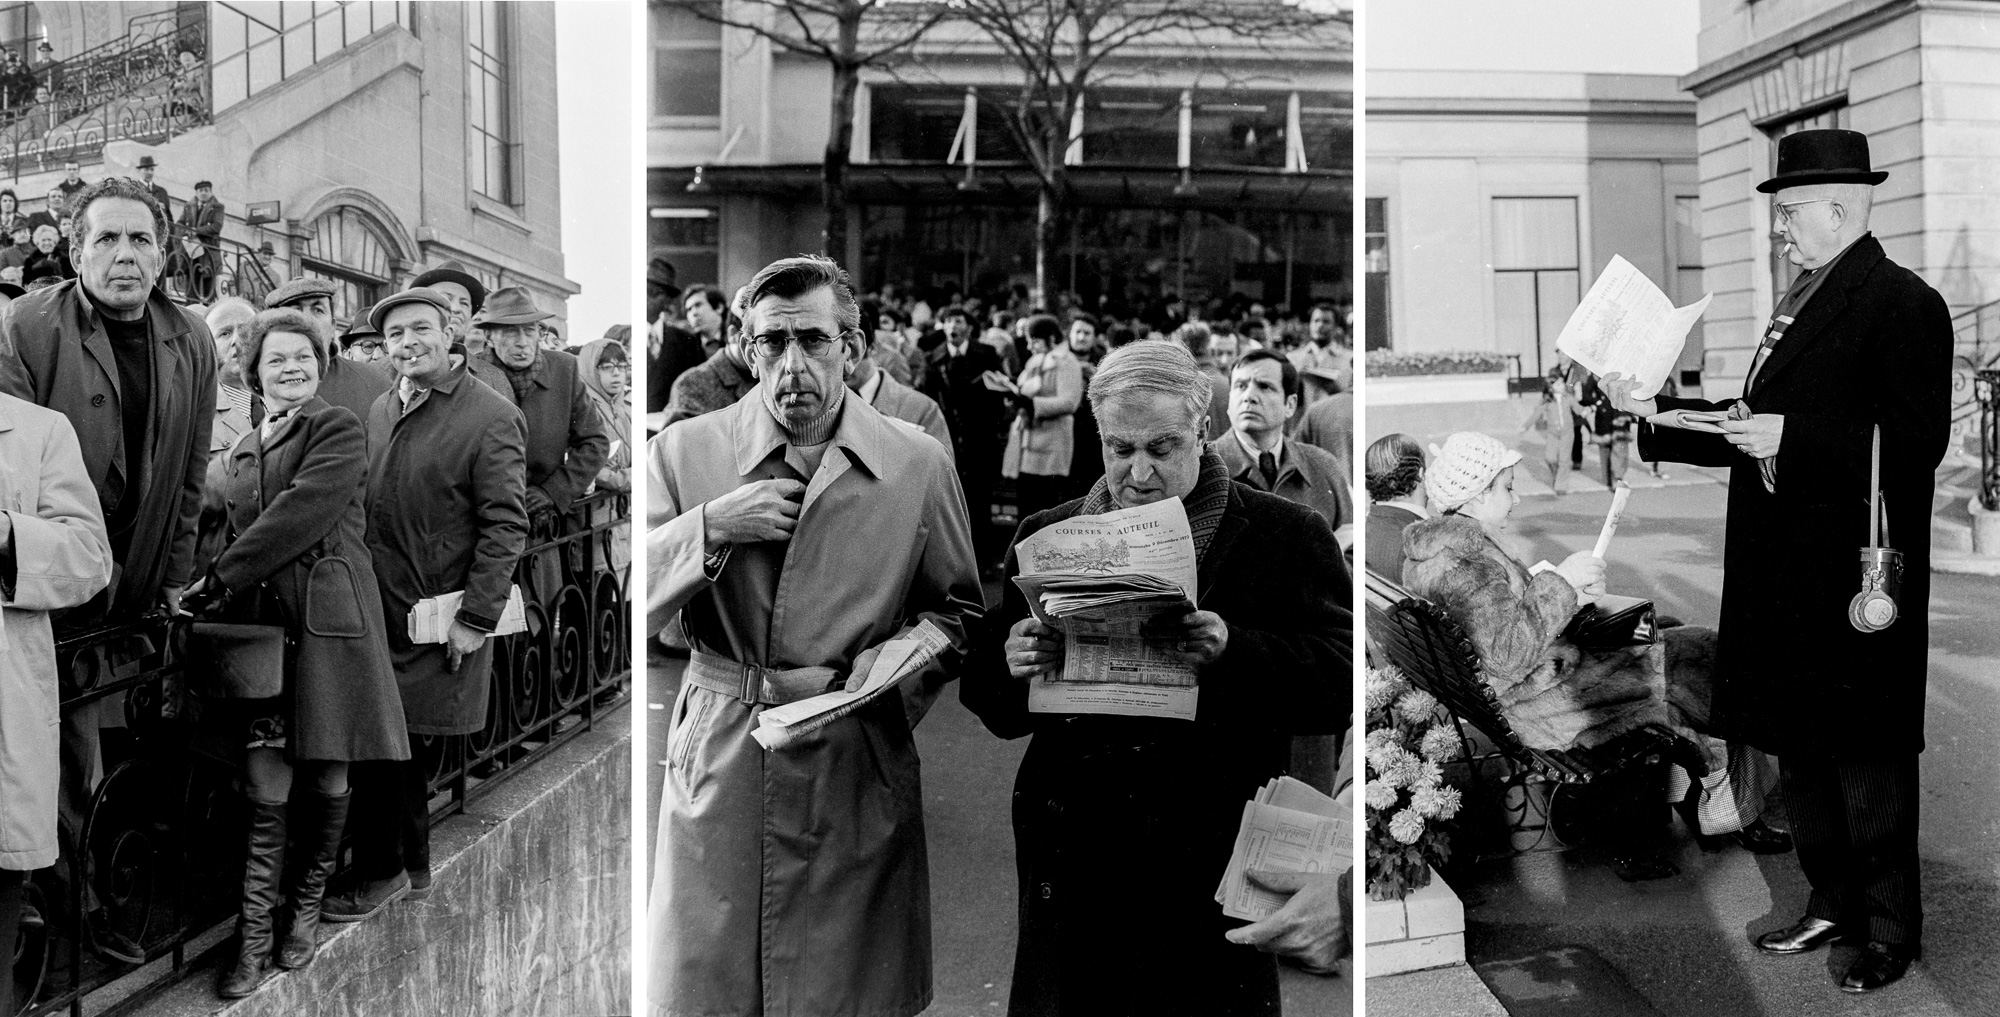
0 173 627 1009
646 252 1354 1017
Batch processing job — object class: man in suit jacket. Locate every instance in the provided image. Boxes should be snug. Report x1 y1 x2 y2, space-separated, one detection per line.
849 326 951 456
136 155 171 215
1607 129 1952 994
921 305 1005 566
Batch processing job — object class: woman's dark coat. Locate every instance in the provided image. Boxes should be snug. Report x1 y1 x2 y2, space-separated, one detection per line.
1643 234 1951 756
961 483 1352 1017
211 397 409 761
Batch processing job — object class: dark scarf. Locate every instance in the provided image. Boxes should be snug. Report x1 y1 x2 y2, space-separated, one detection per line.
498 354 539 405
1078 449 1232 563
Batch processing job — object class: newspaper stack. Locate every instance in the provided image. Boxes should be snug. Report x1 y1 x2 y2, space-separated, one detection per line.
751 620 951 751
407 585 529 643
1013 497 1202 720
1216 776 1351 921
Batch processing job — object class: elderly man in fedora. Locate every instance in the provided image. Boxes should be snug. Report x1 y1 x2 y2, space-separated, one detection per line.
467 286 608 522
323 286 527 922
261 276 391 422
135 155 170 213
1606 128 1952 993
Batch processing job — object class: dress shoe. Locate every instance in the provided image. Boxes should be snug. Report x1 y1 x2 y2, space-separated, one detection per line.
1730 819 1792 855
1755 916 1842 955
1842 940 1918 993
319 871 409 924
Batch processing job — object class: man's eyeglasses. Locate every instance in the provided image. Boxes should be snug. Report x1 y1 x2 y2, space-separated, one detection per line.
1773 198 1834 225
749 331 850 359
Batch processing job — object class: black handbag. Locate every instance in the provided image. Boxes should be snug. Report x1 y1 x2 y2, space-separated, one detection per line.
1564 594 1657 649
1850 425 1902 633
185 620 287 699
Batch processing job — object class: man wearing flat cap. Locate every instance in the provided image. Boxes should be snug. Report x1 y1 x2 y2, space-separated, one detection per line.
1606 128 1951 993
412 258 487 354
323 286 528 922
175 179 223 303
467 285 608 523
262 276 392 423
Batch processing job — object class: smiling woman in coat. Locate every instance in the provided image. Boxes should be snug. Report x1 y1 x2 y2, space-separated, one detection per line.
0 391 113 1016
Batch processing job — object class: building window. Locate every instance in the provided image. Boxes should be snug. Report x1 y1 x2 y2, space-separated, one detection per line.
212 2 411 113
654 1 721 122
1765 103 1848 294
1491 197 1580 378
1675 195 1704 383
651 206 719 290
467 1 515 204
1365 198 1390 351
303 207 396 328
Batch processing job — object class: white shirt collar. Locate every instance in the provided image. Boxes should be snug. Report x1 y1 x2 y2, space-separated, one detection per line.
1233 427 1283 463
856 368 884 406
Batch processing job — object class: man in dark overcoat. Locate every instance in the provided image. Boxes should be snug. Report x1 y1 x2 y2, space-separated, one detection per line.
963 338 1351 1016
322 287 527 922
175 179 223 303
1608 129 1952 994
0 176 214 964
465 285 608 521
920 304 1006 567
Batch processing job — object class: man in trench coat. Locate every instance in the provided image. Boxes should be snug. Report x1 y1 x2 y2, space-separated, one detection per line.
1608 129 1951 994
0 176 213 964
648 255 983 1017
323 286 528 922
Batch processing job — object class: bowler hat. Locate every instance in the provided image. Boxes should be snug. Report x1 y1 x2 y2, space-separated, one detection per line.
264 276 335 309
473 285 553 326
411 260 487 312
136 155 157 169
257 240 274 254
1756 129 1888 194
368 287 455 334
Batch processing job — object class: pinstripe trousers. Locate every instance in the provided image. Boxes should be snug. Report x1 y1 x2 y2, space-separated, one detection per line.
1782 754 1922 946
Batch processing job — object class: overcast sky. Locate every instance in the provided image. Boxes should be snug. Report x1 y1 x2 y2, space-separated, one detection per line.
555 1 633 346
1368 0 1700 76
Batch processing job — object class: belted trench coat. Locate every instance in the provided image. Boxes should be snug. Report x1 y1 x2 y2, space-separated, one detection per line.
647 391 984 1017
0 395 112 870
364 364 528 736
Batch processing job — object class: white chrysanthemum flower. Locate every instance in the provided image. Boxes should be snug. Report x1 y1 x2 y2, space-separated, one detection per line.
1365 666 1408 710
1431 785 1463 821
1365 734 1411 774
1412 759 1444 789
1364 779 1399 811
1395 688 1440 724
1381 752 1423 789
1419 725 1461 762
1388 807 1426 845
1409 783 1445 818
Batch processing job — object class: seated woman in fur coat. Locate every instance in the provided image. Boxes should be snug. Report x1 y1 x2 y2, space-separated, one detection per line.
1399 432 1790 872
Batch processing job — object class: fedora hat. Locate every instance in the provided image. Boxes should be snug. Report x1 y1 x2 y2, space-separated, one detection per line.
1756 129 1888 194
136 155 157 169
473 285 553 326
342 304 381 340
411 259 487 312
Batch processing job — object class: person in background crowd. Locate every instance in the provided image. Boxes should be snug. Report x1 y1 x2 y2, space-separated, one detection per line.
0 222 31 276
338 306 386 366
966 337 1351 1016
663 285 757 427
136 155 170 213
411 258 488 353
0 187 23 238
1174 321 1230 441
55 160 84 200
262 277 392 423
849 301 952 454
682 284 728 358
466 286 608 524
1063 315 1105 501
1295 380 1352 465
192 297 256 582
0 177 215 965
864 299 917 386
1210 326 1242 374
184 308 410 997
1001 313 1082 521
1288 302 1347 383
922 303 1007 571
176 179 224 303
1217 348 1352 550
647 256 704 429
983 308 1022 377
1363 433 1428 580
0 388 113 1017
324 287 526 923
1066 312 1104 366
649 254 983 1017
576 331 632 495
22 187 60 240
235 240 285 305
24 223 69 282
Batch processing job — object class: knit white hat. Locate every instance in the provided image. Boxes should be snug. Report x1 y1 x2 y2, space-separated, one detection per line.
1424 432 1524 513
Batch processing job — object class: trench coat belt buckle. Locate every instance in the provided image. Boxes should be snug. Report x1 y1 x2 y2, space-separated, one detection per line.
685 651 842 707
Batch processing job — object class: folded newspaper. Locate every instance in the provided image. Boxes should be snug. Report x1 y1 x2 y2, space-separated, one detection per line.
1216 776 1351 921
751 619 951 751
407 585 528 643
1013 497 1200 720
1556 254 1712 401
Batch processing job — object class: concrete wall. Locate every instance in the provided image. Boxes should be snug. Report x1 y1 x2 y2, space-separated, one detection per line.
1684 0 2000 398
1366 71 1698 361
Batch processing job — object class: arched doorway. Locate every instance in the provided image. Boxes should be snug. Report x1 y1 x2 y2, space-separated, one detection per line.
301 205 397 328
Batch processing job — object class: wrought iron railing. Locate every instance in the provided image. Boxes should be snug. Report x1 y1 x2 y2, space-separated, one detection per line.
14 491 630 1017
1978 369 2000 513
160 233 276 307
0 6 208 179
1953 298 2000 469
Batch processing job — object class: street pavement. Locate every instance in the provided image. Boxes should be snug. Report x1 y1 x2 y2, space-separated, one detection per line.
645 580 1351 1017
1405 466 2000 1017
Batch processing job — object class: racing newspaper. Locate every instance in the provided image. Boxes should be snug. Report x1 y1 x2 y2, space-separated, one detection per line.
1216 776 1350 921
1013 496 1201 720
1555 254 1711 400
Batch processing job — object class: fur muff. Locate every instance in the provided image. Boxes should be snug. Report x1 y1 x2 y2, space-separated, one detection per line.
1401 514 1681 752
